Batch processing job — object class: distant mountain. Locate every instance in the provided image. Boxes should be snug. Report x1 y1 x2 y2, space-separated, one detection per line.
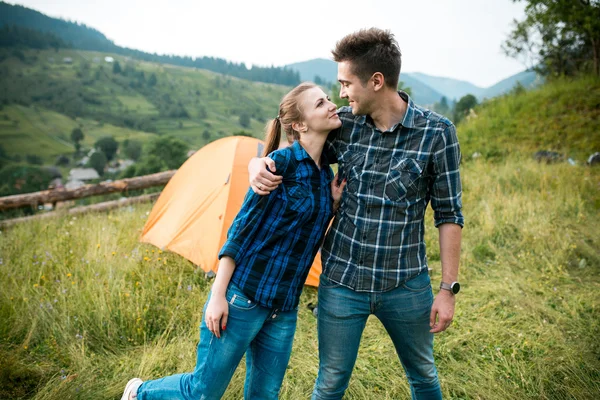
481 70 542 99
286 58 446 106
407 72 485 100
285 58 543 105
286 58 337 85
0 1 300 86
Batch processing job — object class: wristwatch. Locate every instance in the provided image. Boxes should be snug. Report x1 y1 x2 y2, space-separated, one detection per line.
440 281 460 295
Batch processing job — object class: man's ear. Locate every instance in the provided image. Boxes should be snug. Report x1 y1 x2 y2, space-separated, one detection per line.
371 72 385 91
292 121 307 133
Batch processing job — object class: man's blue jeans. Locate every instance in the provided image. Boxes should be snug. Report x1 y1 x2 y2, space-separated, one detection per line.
312 271 442 400
138 282 298 400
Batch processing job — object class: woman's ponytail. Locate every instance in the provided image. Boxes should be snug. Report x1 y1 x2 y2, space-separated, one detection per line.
262 116 281 157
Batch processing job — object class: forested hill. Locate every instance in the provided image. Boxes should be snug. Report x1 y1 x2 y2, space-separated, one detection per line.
0 1 300 86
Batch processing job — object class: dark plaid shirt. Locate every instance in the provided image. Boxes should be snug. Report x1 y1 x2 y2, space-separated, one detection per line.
322 91 464 292
219 141 334 310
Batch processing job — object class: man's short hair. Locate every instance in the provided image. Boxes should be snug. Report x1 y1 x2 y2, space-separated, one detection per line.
332 28 401 89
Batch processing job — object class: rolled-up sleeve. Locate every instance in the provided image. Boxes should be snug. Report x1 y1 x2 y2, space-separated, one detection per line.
430 123 464 228
218 150 290 264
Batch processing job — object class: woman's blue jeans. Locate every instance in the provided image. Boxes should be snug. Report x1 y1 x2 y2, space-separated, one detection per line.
138 282 298 400
312 271 442 400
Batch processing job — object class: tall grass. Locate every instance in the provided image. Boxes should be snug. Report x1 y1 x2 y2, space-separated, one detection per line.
1 156 598 399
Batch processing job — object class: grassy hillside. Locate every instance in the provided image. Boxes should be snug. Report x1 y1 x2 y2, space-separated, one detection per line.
0 48 290 163
0 157 598 399
0 77 599 399
458 75 600 162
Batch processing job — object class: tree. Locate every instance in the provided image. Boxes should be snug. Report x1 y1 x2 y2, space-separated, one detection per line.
330 82 349 108
503 0 600 76
88 151 107 176
239 113 251 128
202 130 211 141
453 94 478 124
70 127 84 153
94 136 119 161
125 136 188 177
112 60 122 74
148 73 158 86
123 139 142 161
433 96 451 116
398 81 412 96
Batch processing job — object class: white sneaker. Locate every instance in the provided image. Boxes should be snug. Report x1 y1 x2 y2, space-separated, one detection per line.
121 378 143 400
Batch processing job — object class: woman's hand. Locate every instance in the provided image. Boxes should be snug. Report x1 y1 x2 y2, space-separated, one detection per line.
205 294 229 339
249 157 282 195
331 173 347 212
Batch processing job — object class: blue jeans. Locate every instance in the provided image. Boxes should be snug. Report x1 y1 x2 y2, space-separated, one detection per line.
138 282 298 400
312 272 442 400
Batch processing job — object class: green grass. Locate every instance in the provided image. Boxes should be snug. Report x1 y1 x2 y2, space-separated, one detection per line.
459 75 600 162
0 156 598 399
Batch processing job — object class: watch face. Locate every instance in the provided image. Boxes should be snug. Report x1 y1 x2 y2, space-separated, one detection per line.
451 282 461 294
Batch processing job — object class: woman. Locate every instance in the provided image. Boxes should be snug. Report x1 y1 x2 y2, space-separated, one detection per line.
122 82 345 400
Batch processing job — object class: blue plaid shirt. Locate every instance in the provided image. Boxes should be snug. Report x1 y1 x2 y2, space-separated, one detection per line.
322 91 464 292
219 141 334 310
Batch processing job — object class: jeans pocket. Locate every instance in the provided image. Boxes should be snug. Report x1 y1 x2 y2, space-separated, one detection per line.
226 283 258 311
401 272 431 292
319 274 343 290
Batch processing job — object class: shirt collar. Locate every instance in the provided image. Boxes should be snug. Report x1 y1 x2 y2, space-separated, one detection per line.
358 90 416 131
291 140 331 166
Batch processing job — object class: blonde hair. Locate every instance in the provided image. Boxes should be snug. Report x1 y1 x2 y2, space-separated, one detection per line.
262 82 317 156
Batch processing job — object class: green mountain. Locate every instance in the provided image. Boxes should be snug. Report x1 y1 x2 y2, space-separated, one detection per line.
0 1 300 86
481 70 541 99
409 72 485 100
286 58 542 105
286 58 446 106
0 47 289 164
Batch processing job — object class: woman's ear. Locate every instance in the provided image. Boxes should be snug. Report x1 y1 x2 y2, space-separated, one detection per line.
292 121 307 133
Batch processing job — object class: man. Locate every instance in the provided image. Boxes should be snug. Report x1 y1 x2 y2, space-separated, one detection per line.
249 28 463 400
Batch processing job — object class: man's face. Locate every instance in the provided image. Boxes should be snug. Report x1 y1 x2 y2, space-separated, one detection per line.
337 61 373 116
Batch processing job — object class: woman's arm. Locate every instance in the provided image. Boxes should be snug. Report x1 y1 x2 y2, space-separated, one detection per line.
204 256 236 338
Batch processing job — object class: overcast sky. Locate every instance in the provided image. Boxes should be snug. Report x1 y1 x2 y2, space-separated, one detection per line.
9 0 527 88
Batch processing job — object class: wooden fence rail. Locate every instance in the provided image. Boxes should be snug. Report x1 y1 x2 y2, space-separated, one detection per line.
0 170 175 211
0 193 160 228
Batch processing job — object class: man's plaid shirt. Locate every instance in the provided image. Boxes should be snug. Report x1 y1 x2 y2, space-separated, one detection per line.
322 91 464 292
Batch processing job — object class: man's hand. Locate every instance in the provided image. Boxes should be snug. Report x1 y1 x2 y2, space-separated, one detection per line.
249 157 282 195
429 290 455 333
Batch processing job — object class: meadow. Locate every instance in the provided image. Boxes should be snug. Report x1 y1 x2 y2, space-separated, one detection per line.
1 153 599 399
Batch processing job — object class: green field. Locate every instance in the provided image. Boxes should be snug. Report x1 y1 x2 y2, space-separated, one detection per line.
1 154 598 399
0 48 291 163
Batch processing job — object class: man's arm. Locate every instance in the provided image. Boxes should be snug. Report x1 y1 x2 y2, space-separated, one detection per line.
429 223 461 333
248 157 283 195
429 123 464 334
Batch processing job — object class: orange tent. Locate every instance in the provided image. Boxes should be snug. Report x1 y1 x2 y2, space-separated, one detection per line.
141 136 323 287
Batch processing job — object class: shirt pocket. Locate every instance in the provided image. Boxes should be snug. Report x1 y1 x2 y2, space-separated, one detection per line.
286 184 312 214
340 151 365 193
384 157 426 203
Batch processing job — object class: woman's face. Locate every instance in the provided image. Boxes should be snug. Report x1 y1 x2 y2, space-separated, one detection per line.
297 87 341 134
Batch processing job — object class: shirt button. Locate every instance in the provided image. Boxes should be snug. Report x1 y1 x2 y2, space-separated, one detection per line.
247 300 251 304
272 314 277 319
369 183 374 189
359 259 364 265
362 235 367 240
375 158 380 163
366 209 371 214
